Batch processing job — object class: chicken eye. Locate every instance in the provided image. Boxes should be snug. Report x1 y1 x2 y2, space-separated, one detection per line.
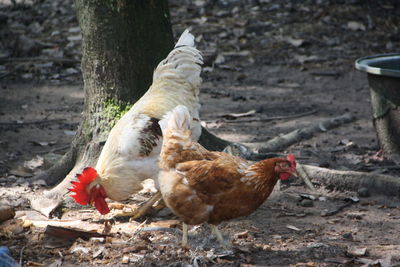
280 163 289 169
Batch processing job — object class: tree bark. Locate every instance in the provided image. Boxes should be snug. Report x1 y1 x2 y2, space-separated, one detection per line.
31 0 174 214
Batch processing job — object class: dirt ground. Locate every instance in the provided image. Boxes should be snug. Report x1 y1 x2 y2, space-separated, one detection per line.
1 0 400 266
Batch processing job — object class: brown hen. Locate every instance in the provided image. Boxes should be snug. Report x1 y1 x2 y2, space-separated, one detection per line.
158 105 298 248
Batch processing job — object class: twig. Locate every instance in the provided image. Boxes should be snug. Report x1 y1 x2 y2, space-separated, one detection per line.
38 145 71 154
138 226 182 235
320 201 353 217
247 113 355 153
223 109 317 123
127 219 148 242
19 245 26 266
0 118 66 126
0 57 80 64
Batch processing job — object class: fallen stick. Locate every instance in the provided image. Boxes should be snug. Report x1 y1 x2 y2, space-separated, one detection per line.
223 109 317 123
301 164 400 198
247 113 355 153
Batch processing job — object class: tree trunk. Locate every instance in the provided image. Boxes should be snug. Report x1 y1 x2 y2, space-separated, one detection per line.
31 0 174 211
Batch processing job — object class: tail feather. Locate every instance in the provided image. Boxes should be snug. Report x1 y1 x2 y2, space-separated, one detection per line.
152 29 203 89
175 29 195 48
159 105 191 135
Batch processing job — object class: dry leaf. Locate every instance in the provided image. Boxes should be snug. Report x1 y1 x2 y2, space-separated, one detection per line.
149 219 180 228
285 37 305 47
286 224 301 231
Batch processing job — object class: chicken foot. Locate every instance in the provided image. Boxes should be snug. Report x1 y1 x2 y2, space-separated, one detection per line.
181 223 230 251
131 191 163 220
114 192 163 220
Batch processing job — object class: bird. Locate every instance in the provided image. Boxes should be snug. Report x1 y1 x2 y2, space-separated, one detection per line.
69 29 203 218
157 105 298 249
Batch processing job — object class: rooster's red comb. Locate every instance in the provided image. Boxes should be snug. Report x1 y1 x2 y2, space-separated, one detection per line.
287 154 296 167
69 167 98 205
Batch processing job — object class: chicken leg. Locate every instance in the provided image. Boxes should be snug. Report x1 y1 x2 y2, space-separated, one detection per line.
182 222 189 248
210 224 229 250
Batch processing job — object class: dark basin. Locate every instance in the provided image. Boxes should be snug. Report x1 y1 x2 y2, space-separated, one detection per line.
355 53 400 154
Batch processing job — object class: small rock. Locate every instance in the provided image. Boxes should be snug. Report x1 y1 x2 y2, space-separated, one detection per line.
300 199 314 207
342 232 353 240
357 187 370 198
347 247 367 257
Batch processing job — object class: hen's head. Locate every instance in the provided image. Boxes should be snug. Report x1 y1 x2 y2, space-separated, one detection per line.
69 167 110 215
274 154 298 180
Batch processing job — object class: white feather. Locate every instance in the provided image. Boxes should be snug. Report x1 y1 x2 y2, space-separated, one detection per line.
159 105 191 134
175 29 195 48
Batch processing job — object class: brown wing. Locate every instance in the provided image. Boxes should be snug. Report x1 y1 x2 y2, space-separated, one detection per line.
176 154 248 195
138 117 162 157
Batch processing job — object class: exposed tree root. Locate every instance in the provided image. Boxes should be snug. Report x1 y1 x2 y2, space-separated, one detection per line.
246 113 355 153
30 126 104 217
198 127 231 151
301 164 400 198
